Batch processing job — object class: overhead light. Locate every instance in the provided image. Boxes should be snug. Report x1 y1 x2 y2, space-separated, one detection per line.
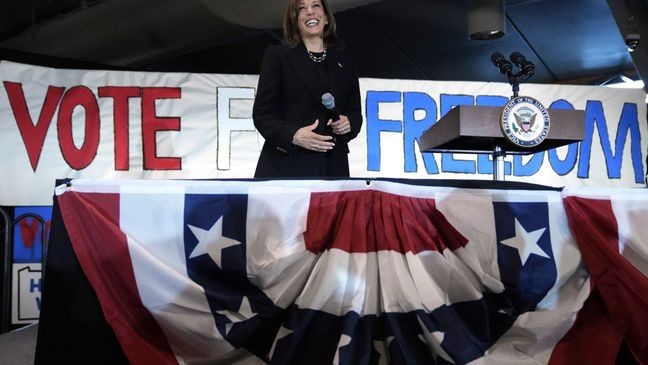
625 33 640 52
468 0 506 40
625 16 640 52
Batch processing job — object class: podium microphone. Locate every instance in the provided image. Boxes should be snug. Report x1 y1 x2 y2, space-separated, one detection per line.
490 52 513 75
322 92 341 121
510 51 535 77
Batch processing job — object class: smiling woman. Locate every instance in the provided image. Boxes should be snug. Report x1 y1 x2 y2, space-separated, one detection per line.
251 0 363 178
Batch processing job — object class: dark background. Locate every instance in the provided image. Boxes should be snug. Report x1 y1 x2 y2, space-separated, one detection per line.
0 0 646 90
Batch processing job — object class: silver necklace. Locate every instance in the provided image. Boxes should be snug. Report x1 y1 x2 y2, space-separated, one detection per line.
307 48 327 63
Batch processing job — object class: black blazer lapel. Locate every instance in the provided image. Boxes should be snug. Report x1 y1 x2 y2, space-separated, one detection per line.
286 44 323 105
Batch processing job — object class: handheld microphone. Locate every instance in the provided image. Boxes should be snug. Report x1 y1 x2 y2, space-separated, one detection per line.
321 92 341 121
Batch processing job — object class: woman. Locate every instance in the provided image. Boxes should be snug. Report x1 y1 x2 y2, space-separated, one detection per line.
252 0 362 178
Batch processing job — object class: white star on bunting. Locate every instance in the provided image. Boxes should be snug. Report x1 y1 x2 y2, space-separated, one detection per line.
216 296 255 334
374 336 393 365
269 326 293 360
418 316 454 363
188 216 241 268
500 218 549 265
333 334 352 365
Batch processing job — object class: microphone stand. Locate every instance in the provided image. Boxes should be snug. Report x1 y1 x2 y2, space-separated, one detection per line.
509 73 520 98
493 67 528 181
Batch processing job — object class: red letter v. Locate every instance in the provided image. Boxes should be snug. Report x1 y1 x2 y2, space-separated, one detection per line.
4 82 65 171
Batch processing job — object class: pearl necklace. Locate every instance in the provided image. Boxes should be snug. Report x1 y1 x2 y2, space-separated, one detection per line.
307 48 327 63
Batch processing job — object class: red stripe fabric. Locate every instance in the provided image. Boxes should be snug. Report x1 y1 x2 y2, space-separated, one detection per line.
304 190 469 254
549 288 623 365
57 191 178 365
561 196 648 364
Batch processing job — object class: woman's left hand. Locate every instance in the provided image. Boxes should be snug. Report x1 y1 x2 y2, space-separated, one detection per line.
327 115 352 135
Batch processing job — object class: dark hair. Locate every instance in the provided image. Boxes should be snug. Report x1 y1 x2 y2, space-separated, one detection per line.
282 0 343 49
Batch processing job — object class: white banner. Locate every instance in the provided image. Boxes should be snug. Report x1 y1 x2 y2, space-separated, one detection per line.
1 60 646 205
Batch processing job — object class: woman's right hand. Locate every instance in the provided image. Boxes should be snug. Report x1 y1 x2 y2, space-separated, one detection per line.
292 119 335 152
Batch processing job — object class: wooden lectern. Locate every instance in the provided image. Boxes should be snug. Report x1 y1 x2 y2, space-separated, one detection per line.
419 105 585 180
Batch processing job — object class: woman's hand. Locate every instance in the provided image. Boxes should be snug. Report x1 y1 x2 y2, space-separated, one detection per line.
327 115 352 135
292 119 335 152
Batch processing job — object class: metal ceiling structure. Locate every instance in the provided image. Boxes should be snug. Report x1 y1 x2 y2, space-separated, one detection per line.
0 0 646 90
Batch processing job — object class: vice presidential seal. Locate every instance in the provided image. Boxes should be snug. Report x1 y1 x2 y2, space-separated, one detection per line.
500 96 550 148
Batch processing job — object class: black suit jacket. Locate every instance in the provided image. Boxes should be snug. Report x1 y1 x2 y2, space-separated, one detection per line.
253 43 362 178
